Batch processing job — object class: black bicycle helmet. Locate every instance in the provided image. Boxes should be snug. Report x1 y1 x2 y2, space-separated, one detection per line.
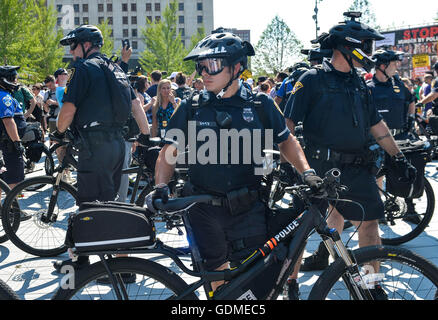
302 48 333 64
372 49 404 65
0 65 20 93
185 32 255 98
60 25 104 47
318 12 385 72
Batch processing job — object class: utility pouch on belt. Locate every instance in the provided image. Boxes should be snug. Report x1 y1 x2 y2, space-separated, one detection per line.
226 187 255 216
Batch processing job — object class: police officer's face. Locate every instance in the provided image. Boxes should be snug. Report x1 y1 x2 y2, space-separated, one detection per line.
70 41 92 60
201 64 240 95
385 61 399 77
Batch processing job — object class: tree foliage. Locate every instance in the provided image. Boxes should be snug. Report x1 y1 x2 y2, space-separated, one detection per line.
0 0 66 84
252 16 304 77
97 19 115 57
139 0 186 74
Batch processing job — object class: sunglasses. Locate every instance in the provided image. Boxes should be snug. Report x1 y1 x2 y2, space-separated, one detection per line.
196 58 228 76
70 42 79 51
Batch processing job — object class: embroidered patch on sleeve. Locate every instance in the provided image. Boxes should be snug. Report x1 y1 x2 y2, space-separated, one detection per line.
292 81 304 95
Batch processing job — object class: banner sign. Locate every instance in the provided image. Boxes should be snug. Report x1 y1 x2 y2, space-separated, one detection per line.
376 25 438 79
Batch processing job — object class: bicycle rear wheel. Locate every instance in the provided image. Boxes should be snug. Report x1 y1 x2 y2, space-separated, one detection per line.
308 246 438 300
52 257 197 300
0 178 15 244
1 176 78 257
0 279 20 300
379 178 435 245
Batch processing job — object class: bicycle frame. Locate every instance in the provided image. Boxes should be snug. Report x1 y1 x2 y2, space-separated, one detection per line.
76 197 373 300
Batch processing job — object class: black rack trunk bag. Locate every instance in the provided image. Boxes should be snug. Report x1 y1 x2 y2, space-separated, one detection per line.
65 207 156 253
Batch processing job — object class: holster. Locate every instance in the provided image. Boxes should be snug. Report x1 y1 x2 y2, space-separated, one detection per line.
226 187 258 216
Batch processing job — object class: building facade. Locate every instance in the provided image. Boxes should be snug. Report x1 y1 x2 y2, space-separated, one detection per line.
224 28 251 43
48 0 214 66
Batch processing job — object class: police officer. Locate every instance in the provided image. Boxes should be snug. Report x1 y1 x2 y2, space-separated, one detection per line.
368 49 416 139
284 13 416 300
53 25 151 273
0 66 27 190
301 47 333 66
417 62 438 112
146 32 322 296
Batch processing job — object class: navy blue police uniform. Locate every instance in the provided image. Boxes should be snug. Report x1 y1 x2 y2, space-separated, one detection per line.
284 59 384 221
164 84 290 270
367 75 414 140
0 89 26 184
62 52 125 204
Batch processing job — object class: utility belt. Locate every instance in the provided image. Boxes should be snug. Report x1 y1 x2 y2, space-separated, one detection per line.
305 144 372 166
184 182 261 216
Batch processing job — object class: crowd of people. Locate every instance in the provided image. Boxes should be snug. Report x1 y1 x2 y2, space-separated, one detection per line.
0 13 438 301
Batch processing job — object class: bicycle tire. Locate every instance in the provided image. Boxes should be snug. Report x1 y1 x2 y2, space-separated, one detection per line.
308 245 438 300
0 279 20 300
0 178 13 244
380 178 435 245
52 257 197 300
1 176 79 257
42 145 55 176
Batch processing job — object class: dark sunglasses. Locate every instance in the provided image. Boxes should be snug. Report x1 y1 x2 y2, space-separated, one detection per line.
196 58 228 76
70 42 79 51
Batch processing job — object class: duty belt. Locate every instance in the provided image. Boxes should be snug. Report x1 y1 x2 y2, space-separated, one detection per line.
306 145 370 165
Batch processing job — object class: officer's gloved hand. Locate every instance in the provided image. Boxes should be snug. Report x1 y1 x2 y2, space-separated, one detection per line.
407 114 416 132
51 130 66 141
392 153 417 184
137 133 152 148
13 141 25 156
302 169 324 193
145 183 170 214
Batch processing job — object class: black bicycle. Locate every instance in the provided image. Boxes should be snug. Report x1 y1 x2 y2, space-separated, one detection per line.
52 169 438 300
0 132 79 257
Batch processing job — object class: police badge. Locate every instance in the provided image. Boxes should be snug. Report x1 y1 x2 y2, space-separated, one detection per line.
243 108 254 123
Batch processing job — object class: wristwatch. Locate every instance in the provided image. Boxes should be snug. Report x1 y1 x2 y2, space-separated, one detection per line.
302 169 317 179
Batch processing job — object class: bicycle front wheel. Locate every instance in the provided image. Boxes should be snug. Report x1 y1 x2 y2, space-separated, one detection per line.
308 246 438 300
1 176 79 257
52 257 197 300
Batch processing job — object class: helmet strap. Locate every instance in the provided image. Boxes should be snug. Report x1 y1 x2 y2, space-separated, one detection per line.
377 63 391 81
216 63 241 100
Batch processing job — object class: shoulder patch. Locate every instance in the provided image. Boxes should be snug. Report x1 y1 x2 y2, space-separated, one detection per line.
291 81 304 95
67 68 76 85
2 95 13 107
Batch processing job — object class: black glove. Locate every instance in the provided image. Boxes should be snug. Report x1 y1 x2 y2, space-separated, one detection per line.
302 169 324 192
407 114 416 132
145 183 170 214
393 154 417 184
138 146 159 169
137 133 152 148
52 130 66 141
13 141 25 156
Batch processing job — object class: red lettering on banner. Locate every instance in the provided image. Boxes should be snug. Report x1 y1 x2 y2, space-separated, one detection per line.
404 30 411 40
411 29 420 39
420 28 429 38
431 27 438 37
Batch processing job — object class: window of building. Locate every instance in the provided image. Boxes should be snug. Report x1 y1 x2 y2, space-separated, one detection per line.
73 4 79 12
155 3 160 11
181 39 185 47
131 3 137 11
82 4 88 12
179 28 185 37
197 16 203 24
155 16 161 22
122 3 128 12
98 17 104 24
57 17 62 26
147 16 153 23
123 29 129 37
178 16 184 24
83 17 89 24
109 29 113 37
108 17 113 25
132 29 138 37
122 16 128 24
132 41 138 50
107 3 113 12
146 3 152 11
74 17 80 25
197 2 203 11
178 2 184 11
131 16 137 24
56 4 62 12
98 3 104 12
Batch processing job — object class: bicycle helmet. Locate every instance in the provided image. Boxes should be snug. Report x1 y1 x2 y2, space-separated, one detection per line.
60 25 104 58
301 48 333 64
372 49 404 79
318 12 385 72
184 32 255 99
0 65 20 93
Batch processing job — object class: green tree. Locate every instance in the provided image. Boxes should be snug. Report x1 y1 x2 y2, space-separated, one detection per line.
252 15 304 77
97 19 115 57
347 0 378 28
139 0 186 74
182 26 206 75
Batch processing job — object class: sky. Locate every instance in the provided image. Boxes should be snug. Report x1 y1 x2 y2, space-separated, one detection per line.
213 0 438 46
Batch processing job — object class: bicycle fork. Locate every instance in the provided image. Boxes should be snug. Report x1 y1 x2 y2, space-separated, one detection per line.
319 228 374 300
40 174 63 224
